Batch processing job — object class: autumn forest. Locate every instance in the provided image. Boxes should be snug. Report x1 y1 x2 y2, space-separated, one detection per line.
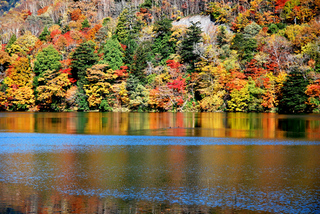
0 0 320 113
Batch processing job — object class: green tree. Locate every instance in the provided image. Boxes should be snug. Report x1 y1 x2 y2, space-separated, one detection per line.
243 22 261 39
5 34 16 53
278 69 311 113
71 41 99 111
181 21 202 70
123 37 138 65
115 8 130 44
128 84 150 111
100 38 124 70
34 45 62 86
81 18 90 29
39 26 50 41
217 25 228 47
247 79 265 112
231 33 257 64
34 45 61 75
152 18 175 64
130 40 153 85
70 41 99 84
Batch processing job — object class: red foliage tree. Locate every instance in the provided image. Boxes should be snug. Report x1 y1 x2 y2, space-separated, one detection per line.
167 76 186 93
37 6 49 15
245 59 267 82
115 66 129 80
225 70 247 92
275 0 289 12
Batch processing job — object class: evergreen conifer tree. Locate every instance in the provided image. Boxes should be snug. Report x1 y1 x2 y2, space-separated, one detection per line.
5 34 16 53
34 45 62 75
100 38 124 70
130 41 153 85
115 9 129 45
278 69 311 113
181 21 202 70
123 37 138 65
70 41 99 84
33 45 62 87
231 33 257 63
217 26 227 47
152 18 175 64
81 18 90 29
39 26 50 41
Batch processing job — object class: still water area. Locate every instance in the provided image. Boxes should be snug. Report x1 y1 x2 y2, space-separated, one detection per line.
0 112 319 213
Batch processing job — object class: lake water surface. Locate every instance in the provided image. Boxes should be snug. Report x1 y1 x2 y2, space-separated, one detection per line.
0 112 320 213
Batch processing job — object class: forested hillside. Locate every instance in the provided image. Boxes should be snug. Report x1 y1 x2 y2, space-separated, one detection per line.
0 0 320 113
0 0 21 15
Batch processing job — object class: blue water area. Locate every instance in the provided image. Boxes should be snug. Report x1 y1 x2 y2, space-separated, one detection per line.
0 133 320 213
0 133 320 153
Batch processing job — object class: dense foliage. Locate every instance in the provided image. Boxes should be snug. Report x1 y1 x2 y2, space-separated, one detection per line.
1 0 320 113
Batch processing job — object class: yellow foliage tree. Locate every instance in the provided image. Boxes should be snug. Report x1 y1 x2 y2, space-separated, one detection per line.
3 57 35 110
7 31 38 56
228 83 250 112
261 71 287 111
112 81 130 110
83 64 117 109
36 70 71 111
198 64 227 112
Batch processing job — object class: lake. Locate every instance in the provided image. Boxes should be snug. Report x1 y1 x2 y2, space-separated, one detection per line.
0 112 319 213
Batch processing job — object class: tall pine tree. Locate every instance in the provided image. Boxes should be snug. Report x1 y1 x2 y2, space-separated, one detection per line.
181 21 202 71
115 9 130 45
100 38 124 70
130 40 153 85
152 18 175 64
70 41 99 84
278 69 311 113
39 26 50 41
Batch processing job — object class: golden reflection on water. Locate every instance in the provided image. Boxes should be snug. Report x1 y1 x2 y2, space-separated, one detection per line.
0 144 320 213
1 112 320 139
1 112 320 213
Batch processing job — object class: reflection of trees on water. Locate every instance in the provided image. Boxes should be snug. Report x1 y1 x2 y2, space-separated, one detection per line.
0 193 269 214
1 112 320 139
1 143 320 213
